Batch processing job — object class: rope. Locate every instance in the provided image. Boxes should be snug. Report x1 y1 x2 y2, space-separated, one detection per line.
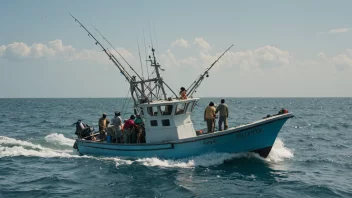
121 88 130 115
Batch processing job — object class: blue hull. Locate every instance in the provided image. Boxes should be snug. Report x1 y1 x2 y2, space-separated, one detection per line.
75 114 293 159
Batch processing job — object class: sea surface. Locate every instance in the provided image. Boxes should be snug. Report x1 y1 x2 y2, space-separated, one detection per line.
0 98 351 198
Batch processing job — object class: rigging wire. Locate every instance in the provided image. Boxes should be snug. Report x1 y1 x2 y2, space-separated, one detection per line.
148 22 154 49
153 21 160 60
92 25 142 80
143 31 149 80
137 37 144 79
121 88 130 115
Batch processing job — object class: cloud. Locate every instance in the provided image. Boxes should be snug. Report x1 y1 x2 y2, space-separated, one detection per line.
328 28 351 34
318 49 352 70
159 49 198 68
179 57 197 66
0 39 134 64
171 39 189 48
199 45 292 70
193 38 211 50
160 49 180 67
319 28 351 35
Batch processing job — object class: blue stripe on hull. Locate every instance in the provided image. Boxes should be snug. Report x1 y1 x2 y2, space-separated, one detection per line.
76 115 291 159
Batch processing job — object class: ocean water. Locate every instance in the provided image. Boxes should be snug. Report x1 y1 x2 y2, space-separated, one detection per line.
0 98 351 198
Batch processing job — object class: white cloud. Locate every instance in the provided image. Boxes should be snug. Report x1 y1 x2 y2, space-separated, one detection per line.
199 45 292 70
179 57 197 66
193 38 211 50
159 50 198 68
0 39 134 64
318 49 352 70
160 49 180 67
171 39 189 48
328 28 350 34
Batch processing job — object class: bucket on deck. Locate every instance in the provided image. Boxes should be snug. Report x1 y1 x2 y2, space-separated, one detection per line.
106 136 112 143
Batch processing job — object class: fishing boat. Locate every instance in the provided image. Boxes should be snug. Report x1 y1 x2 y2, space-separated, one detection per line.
70 15 294 159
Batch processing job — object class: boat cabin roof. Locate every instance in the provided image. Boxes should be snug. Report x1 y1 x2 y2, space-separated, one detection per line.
139 98 199 107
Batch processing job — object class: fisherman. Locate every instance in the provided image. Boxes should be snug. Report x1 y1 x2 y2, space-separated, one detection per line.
74 120 85 138
179 87 187 100
134 115 143 125
123 115 136 143
216 99 229 131
278 108 289 115
111 111 123 143
131 115 143 143
204 102 216 133
98 113 110 141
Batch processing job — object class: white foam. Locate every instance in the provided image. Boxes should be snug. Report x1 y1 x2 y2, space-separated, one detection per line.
135 152 245 168
0 136 44 150
132 139 293 168
0 145 80 158
0 135 293 167
266 138 294 163
109 158 134 167
44 133 75 147
0 136 82 158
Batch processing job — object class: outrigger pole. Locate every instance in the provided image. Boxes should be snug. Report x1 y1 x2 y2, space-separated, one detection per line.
70 14 178 106
186 44 234 98
69 14 152 102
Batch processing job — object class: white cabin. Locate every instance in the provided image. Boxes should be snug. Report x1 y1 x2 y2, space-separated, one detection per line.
139 98 199 143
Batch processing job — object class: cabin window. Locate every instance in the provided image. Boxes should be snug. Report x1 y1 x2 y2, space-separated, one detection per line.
147 106 158 116
175 103 186 115
185 102 194 113
161 119 170 126
150 120 158 126
139 107 144 115
159 105 173 115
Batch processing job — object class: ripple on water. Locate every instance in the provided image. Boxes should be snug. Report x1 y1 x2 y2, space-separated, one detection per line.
1 98 352 197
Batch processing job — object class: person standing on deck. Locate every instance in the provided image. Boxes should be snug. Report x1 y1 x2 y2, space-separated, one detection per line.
204 102 216 133
123 115 136 143
111 111 123 143
98 113 110 140
216 99 229 131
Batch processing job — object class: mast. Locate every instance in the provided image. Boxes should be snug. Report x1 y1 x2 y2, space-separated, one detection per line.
70 14 151 104
187 44 234 98
70 14 178 110
149 48 167 100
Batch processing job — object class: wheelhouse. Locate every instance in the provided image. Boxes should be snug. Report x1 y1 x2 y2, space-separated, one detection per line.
139 98 199 143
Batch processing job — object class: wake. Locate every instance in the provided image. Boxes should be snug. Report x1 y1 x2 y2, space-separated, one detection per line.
131 138 294 168
0 135 79 158
0 134 293 168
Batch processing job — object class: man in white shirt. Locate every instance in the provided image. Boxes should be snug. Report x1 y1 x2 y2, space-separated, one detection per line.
111 111 123 143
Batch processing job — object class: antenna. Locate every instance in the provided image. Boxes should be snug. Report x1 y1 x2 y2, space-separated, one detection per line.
148 22 154 49
153 21 160 59
143 31 150 79
137 37 144 79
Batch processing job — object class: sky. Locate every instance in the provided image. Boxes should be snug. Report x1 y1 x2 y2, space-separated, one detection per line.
0 0 351 98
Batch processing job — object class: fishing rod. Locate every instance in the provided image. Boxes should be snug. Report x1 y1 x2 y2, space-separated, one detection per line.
92 26 144 81
70 14 151 101
69 14 131 82
186 44 234 97
93 26 167 100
